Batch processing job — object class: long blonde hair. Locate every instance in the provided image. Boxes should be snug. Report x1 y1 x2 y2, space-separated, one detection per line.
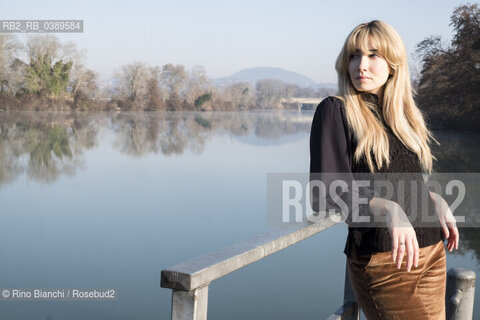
335 20 437 174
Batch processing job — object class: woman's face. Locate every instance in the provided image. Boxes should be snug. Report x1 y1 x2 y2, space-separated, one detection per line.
348 37 390 98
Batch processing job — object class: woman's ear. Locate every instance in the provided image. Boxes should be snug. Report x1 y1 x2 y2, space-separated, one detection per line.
388 65 395 77
388 68 394 78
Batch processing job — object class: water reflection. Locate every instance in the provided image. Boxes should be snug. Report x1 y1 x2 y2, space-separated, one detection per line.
111 113 212 156
0 111 312 185
2 113 478 184
0 112 98 185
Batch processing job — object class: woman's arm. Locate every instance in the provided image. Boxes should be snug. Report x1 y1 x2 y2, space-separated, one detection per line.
309 97 374 216
368 197 419 272
429 191 460 252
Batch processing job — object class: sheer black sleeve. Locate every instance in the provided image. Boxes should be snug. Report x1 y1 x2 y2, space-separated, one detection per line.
310 97 351 173
309 96 374 221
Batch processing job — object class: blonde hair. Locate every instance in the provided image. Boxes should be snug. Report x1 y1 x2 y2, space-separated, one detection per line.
335 20 437 173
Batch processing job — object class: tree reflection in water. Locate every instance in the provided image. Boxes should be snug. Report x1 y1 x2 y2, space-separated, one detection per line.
0 111 311 184
0 112 99 185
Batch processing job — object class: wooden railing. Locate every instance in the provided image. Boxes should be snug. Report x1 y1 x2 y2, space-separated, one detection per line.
161 214 476 320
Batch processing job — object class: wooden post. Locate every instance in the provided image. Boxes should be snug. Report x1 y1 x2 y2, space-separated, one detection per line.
171 285 209 320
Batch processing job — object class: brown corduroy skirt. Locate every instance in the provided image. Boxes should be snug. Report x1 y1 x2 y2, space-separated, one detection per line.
347 240 446 320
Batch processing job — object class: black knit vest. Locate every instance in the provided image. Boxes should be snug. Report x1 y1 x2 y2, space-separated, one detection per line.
344 94 444 258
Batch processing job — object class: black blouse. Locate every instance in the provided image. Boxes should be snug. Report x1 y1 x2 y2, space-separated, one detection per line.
309 95 444 257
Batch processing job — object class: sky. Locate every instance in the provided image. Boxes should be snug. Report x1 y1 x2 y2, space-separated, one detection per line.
2 0 472 83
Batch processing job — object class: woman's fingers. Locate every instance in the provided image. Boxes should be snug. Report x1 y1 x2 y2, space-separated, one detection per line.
385 202 419 271
413 236 419 268
392 237 398 262
447 222 459 251
442 224 450 240
396 238 406 269
391 233 419 271
406 240 414 272
447 231 453 251
444 211 459 251
454 227 459 250
438 212 449 239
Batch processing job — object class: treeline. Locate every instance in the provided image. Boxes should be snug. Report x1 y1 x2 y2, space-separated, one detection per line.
109 64 332 111
0 34 334 111
415 3 480 131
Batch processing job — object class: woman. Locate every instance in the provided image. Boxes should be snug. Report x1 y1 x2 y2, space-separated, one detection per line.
309 20 459 319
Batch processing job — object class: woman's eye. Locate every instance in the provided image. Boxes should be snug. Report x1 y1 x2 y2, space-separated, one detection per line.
350 54 359 58
370 53 379 58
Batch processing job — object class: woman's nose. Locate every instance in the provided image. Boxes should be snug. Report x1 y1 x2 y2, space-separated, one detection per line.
358 56 369 71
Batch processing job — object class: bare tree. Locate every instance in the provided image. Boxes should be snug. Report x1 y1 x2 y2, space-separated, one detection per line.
60 42 98 98
186 65 211 104
0 35 22 95
223 82 255 110
255 79 285 109
72 69 99 98
114 62 149 108
160 64 188 100
282 84 299 101
26 34 60 60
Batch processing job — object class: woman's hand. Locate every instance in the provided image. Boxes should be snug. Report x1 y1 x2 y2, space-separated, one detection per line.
387 204 419 272
370 197 419 272
430 191 460 252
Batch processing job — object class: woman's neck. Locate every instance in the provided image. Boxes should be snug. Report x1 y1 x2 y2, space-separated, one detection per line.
362 92 381 107
370 87 384 104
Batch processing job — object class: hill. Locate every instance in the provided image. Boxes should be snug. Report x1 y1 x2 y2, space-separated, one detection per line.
213 66 336 89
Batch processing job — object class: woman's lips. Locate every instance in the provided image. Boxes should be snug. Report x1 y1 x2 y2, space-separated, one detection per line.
357 77 371 81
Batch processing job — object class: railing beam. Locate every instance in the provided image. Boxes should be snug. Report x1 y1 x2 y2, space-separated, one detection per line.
161 215 342 291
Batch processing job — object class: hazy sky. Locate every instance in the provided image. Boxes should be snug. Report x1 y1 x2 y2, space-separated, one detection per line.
3 0 471 83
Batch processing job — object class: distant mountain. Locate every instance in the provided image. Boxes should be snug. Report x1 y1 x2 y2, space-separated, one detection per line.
213 66 336 89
